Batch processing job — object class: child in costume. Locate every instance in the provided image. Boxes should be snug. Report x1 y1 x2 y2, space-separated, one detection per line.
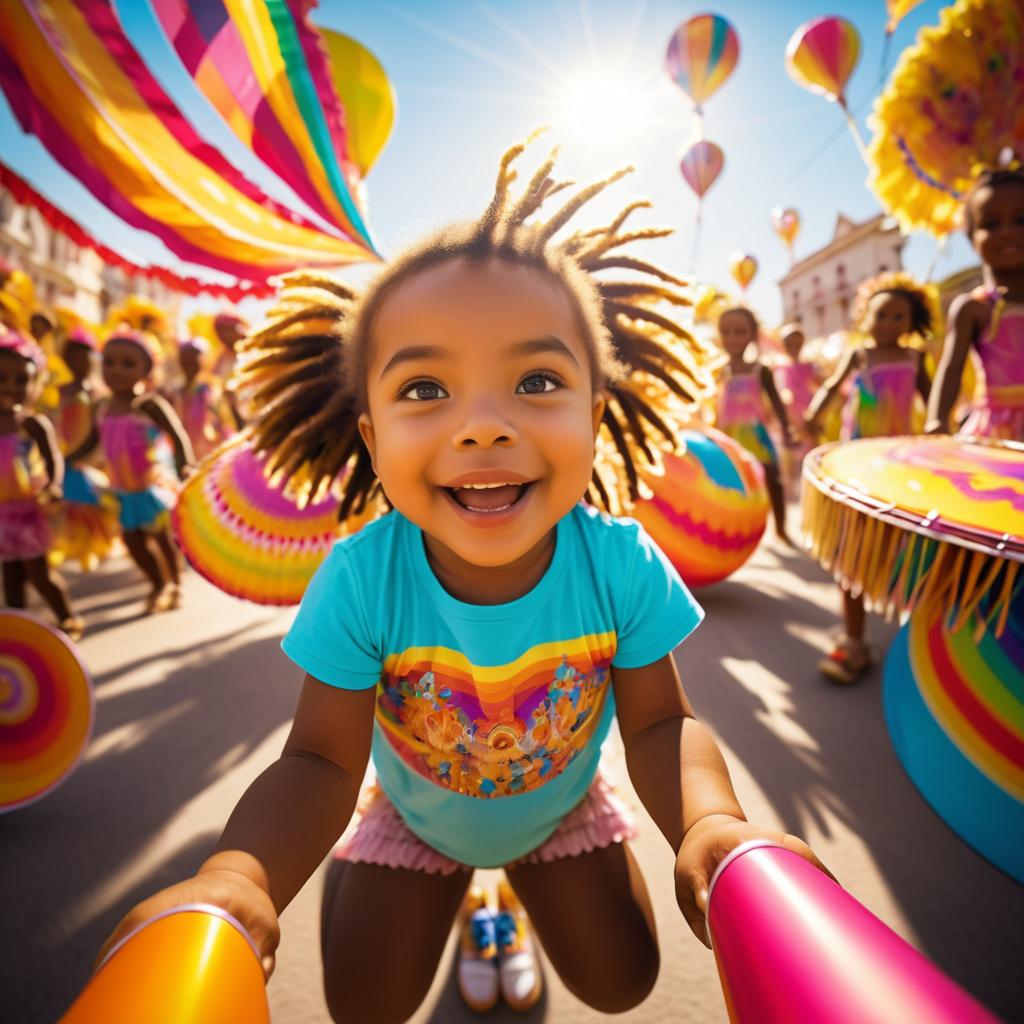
773 322 821 496
715 307 798 545
805 275 934 684
70 329 193 613
51 328 118 571
0 328 83 638
173 337 234 462
928 167 1024 440
212 311 248 430
100 140 829 1023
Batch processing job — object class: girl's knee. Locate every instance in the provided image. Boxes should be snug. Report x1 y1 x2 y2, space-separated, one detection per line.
565 938 660 1014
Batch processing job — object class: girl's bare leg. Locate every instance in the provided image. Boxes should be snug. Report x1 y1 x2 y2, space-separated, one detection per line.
765 464 794 545
122 529 168 602
320 859 472 1024
151 528 181 587
22 557 74 622
842 587 866 643
505 841 659 1014
2 560 27 607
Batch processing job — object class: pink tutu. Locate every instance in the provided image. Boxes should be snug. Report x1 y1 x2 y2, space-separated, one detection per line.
335 773 638 875
959 402 1024 442
0 500 51 561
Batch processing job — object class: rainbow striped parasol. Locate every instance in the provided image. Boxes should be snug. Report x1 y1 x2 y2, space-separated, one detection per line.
0 610 93 813
172 434 373 606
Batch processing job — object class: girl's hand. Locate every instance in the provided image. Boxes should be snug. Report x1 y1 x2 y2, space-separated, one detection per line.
176 460 195 482
674 814 835 948
40 482 64 504
96 869 281 980
782 423 801 449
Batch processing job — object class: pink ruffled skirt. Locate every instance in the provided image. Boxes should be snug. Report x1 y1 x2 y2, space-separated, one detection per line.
959 402 1024 442
0 500 51 561
334 773 638 875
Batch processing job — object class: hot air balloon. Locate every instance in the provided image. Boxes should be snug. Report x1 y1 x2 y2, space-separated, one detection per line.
665 14 740 118
771 206 801 259
785 16 867 160
681 140 724 201
729 252 758 292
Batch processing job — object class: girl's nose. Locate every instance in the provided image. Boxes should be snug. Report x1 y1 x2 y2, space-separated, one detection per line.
452 400 518 449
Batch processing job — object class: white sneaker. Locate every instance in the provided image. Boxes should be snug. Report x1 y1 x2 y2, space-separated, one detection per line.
495 880 543 1011
457 886 499 1012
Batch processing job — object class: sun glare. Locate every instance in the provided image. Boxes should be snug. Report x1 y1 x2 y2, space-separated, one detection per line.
557 71 648 149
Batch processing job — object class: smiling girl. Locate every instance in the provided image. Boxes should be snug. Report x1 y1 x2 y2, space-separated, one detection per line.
100 140 829 1022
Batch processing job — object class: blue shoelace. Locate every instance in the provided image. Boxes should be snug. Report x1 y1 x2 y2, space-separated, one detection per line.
469 910 496 952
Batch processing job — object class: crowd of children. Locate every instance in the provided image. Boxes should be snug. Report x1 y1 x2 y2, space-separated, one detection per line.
4 152 1023 1024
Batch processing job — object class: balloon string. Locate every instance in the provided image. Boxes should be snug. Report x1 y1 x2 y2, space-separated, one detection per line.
879 30 893 82
689 205 702 275
839 98 869 166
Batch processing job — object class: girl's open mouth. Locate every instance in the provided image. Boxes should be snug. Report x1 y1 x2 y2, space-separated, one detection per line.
444 481 534 513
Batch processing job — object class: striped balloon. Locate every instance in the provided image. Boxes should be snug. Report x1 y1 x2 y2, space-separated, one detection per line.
884 591 1024 882
665 14 740 113
0 610 93 813
729 251 758 291
785 16 861 106
632 429 768 588
680 140 724 199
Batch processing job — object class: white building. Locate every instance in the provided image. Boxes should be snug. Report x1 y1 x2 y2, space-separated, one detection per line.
778 212 906 338
0 184 180 326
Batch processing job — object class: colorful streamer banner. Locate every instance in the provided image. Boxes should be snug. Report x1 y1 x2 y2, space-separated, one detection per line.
151 0 375 251
0 162 275 300
0 0 379 282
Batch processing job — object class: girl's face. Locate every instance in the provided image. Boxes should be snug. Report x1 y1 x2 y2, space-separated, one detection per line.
969 181 1024 271
358 257 605 570
0 351 35 413
62 341 94 384
179 347 202 380
782 330 805 361
863 292 912 347
719 312 755 357
102 339 151 395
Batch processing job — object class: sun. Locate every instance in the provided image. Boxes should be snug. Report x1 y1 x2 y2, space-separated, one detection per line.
556 70 650 150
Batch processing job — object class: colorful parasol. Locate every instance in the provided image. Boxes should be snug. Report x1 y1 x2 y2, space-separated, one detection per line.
172 433 375 606
0 609 93 813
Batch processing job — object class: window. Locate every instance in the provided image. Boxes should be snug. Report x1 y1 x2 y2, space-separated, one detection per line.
878 263 889 272
836 263 845 276
793 290 800 307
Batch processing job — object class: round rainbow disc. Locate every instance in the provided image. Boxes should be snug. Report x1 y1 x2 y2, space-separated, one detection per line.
0 610 94 813
173 434 349 606
633 428 768 587
884 591 1024 882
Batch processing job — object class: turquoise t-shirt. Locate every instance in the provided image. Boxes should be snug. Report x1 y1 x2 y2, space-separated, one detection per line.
282 503 702 867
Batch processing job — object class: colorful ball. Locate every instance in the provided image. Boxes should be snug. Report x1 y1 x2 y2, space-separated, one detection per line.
0 610 94 813
632 428 768 587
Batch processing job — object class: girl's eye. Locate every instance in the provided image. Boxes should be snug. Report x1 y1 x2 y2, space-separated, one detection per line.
517 372 561 395
400 380 448 402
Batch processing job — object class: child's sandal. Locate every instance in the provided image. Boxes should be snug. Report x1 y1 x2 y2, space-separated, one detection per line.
819 638 872 685
59 617 85 643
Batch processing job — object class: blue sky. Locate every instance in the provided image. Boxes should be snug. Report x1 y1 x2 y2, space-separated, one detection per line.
0 0 973 325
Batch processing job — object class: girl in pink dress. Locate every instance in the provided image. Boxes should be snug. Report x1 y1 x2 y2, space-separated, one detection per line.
929 168 1024 440
0 328 82 638
773 323 821 496
805 279 934 684
173 338 234 462
715 308 798 545
70 330 194 612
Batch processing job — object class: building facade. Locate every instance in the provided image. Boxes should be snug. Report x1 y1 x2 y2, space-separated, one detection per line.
777 213 906 338
0 184 180 326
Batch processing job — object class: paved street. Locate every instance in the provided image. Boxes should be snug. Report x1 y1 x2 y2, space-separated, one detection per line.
3 528 1023 1023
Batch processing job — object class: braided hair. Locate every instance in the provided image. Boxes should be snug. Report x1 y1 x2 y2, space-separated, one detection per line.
237 136 714 520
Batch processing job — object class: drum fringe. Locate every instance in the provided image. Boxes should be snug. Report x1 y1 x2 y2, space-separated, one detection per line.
801 483 1019 638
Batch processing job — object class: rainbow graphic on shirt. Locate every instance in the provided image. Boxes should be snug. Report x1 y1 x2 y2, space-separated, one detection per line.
375 632 617 799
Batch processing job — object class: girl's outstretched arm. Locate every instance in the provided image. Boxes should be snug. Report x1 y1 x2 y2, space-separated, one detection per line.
98 675 376 978
925 293 989 433
914 350 932 405
804 347 859 438
24 413 64 497
141 394 195 475
613 655 831 947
